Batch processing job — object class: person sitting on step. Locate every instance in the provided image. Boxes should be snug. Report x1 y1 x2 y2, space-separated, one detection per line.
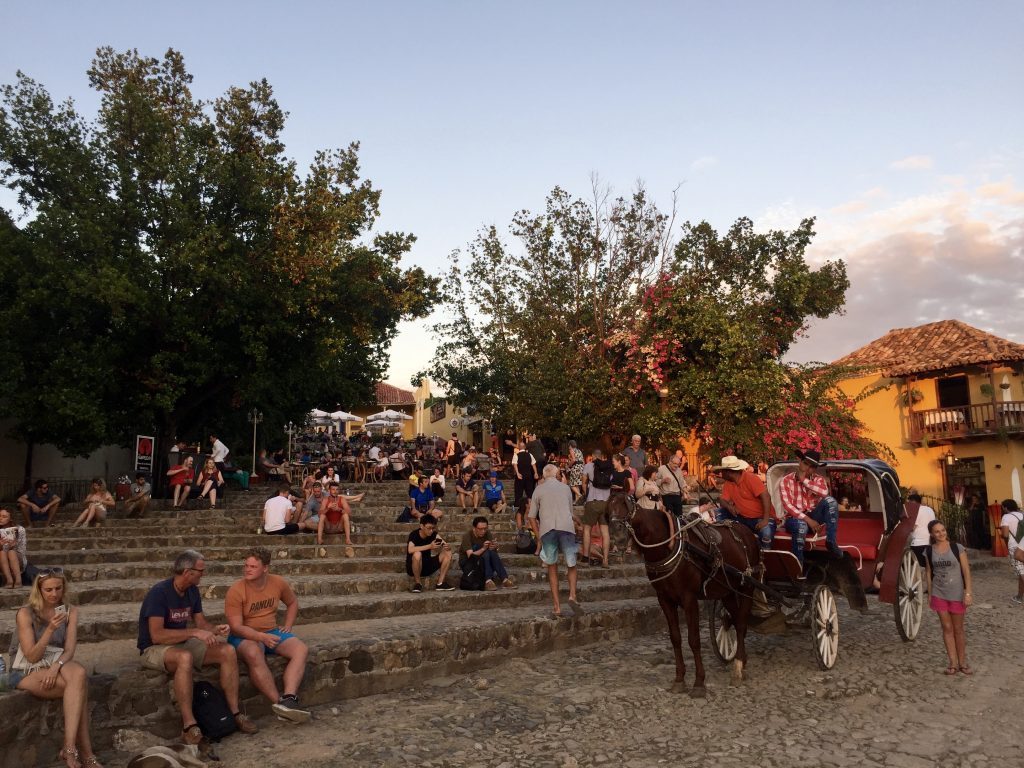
317 482 355 557
137 549 258 745
72 478 115 528
455 469 481 512
123 474 152 519
263 484 302 536
195 458 225 509
406 514 454 593
409 475 442 521
482 471 506 515
460 515 516 590
224 547 311 724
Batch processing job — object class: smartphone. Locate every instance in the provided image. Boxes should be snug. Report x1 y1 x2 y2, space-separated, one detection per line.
55 604 67 615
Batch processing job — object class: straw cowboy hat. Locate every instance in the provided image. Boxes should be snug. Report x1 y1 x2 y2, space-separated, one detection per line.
710 456 751 472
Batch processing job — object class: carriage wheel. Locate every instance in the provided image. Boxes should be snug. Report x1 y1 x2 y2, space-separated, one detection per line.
810 585 839 670
707 600 738 663
893 548 924 642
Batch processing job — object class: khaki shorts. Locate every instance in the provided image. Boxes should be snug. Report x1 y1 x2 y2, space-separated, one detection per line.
582 500 610 526
140 637 208 672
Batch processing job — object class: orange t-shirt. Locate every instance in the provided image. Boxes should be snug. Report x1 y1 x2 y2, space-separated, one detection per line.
721 471 773 519
224 574 289 632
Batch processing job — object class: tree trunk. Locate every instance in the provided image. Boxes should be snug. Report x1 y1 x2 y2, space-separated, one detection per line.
22 440 34 488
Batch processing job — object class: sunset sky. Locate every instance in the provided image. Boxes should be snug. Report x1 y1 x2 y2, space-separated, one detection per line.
3 2 1022 390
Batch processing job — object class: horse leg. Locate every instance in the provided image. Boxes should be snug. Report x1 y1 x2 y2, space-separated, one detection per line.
657 593 687 693
683 596 706 698
723 591 752 685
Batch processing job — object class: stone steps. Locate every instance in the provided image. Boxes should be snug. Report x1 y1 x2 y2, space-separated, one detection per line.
0 479 654 767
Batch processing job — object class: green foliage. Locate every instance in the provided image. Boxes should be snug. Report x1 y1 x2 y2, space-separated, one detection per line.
0 48 438 458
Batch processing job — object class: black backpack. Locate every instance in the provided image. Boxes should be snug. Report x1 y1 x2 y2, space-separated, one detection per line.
514 527 536 554
591 460 614 490
193 681 237 740
459 556 486 591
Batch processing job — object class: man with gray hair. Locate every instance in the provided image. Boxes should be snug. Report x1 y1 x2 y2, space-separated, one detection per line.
529 463 582 617
137 550 258 744
622 435 647 476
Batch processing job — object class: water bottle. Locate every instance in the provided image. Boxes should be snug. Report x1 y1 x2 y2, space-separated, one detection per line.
0 653 7 692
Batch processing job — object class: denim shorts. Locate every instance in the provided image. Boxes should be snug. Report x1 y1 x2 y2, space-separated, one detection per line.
539 530 579 567
228 628 297 655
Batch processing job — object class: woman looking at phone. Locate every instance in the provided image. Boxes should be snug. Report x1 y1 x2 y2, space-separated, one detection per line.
0 507 27 588
9 569 102 768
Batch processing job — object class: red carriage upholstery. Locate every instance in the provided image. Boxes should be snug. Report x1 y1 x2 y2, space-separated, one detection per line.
771 514 883 563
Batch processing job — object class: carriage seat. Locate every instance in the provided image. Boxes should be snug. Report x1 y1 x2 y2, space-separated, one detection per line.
771 515 882 569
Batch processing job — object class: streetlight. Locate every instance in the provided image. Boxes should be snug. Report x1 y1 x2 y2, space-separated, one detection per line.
247 408 263 474
284 421 298 462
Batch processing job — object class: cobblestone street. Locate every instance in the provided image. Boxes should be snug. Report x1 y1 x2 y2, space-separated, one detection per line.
205 561 1021 768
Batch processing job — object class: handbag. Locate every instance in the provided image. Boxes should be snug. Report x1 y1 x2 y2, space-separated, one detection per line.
12 643 63 673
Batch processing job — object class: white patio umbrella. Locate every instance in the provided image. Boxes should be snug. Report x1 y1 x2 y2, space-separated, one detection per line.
366 419 400 428
329 410 362 422
309 408 331 419
366 409 412 421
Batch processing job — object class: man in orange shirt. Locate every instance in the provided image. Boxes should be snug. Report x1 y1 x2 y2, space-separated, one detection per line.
225 547 311 723
710 456 777 549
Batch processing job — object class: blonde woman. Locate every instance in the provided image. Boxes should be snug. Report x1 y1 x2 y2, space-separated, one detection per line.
196 459 225 509
72 479 115 528
11 569 102 768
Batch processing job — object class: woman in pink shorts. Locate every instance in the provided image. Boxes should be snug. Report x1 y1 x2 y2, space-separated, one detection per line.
925 519 974 675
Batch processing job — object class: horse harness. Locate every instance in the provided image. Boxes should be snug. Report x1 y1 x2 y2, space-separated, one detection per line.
623 504 757 595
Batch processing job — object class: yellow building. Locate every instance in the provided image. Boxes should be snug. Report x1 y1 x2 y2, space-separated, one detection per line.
348 382 417 439
833 320 1024 508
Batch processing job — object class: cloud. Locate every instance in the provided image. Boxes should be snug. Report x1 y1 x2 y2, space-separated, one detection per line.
789 179 1024 365
689 155 717 172
890 155 934 171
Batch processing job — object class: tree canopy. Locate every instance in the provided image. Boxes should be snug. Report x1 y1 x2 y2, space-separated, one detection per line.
428 186 882 462
0 47 438 462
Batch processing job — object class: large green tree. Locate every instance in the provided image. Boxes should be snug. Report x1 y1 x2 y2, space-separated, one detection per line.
425 183 670 443
0 48 438 467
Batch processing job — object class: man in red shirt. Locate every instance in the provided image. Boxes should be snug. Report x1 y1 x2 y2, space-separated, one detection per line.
710 456 777 549
779 449 841 563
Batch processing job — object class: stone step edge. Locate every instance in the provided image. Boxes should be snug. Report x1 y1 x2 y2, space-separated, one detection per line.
0 597 665 759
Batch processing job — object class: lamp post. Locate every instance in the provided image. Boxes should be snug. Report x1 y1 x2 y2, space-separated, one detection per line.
247 408 263 474
284 421 298 462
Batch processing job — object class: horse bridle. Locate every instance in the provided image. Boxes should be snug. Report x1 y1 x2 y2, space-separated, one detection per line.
619 501 703 583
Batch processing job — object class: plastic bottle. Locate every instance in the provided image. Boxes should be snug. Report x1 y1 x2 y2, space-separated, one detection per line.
0 653 7 692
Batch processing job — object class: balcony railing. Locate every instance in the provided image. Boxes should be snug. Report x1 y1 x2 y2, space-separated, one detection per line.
908 400 1024 443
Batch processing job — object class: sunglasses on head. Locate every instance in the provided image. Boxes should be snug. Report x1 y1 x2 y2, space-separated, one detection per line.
36 567 65 580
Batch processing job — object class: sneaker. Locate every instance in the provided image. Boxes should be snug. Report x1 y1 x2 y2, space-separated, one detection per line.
435 581 455 591
233 713 259 734
502 578 518 589
484 579 498 591
272 698 312 724
411 583 423 593
1012 595 1023 605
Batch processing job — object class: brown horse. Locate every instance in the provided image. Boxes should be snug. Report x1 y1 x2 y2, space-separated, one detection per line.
609 495 761 696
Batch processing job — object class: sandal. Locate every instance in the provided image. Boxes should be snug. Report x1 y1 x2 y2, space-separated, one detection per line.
83 755 104 768
182 723 203 745
944 665 958 676
959 664 974 675
58 746 81 768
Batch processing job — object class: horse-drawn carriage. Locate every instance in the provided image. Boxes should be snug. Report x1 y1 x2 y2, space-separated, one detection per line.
615 458 925 695
707 459 925 670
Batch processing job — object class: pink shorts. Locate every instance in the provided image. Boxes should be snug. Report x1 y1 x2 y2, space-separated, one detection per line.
930 595 965 614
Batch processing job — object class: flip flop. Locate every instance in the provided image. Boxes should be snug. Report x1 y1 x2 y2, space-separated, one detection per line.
959 665 974 675
944 665 958 676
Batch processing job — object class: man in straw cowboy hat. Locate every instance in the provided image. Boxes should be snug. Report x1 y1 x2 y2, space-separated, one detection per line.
779 449 842 565
710 455 777 549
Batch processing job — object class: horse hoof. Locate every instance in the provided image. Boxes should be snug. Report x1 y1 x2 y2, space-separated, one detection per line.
668 681 687 694
688 687 707 699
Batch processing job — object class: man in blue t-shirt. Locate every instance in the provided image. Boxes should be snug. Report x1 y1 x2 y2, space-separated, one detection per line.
137 549 258 744
482 471 506 514
409 476 440 521
17 478 61 527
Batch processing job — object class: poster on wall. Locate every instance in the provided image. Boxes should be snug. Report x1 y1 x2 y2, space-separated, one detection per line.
135 435 155 474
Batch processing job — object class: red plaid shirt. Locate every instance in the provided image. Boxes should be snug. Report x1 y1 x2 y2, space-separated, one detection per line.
779 471 829 519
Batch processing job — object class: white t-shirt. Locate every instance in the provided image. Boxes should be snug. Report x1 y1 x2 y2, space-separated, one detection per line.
909 504 937 547
368 446 381 461
263 495 294 532
430 474 446 489
1000 511 1024 549
211 439 229 463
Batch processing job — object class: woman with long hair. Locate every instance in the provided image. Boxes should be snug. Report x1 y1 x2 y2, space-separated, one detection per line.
0 507 27 588
10 569 102 768
196 458 225 509
72 479 115 528
925 519 974 675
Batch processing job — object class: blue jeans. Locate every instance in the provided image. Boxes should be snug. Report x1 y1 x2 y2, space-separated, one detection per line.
479 549 508 582
715 508 776 549
783 496 839 564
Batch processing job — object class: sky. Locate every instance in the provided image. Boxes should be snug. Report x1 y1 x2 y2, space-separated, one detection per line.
2 2 1022 391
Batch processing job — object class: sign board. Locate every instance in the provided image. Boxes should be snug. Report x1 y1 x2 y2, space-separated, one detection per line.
430 399 447 423
135 435 155 474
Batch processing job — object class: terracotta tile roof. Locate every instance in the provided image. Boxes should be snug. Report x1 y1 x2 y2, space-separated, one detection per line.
375 381 415 406
832 320 1024 377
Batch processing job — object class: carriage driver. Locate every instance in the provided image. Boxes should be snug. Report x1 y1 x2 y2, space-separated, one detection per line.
708 456 777 549
779 449 841 564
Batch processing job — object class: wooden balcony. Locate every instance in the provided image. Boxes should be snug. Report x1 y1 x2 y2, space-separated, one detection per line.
908 400 1024 443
